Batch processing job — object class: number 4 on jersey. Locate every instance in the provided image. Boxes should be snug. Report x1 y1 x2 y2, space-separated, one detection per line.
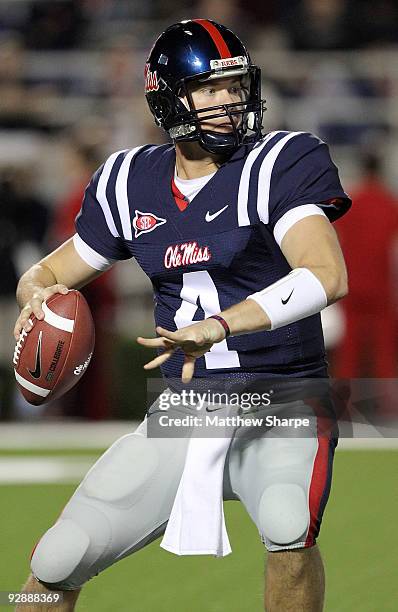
174 270 240 369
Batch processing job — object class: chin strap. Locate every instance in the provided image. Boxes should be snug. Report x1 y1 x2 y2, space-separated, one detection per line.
199 130 240 154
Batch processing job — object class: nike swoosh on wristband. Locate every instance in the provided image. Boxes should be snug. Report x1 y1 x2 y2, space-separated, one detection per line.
205 205 229 222
28 331 42 379
281 289 294 305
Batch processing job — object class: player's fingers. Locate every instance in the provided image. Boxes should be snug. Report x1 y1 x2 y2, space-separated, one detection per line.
28 285 68 321
22 318 35 334
13 317 26 340
13 321 21 340
155 326 183 342
43 284 69 299
14 313 33 339
38 284 69 316
136 336 161 347
29 297 46 320
143 348 176 370
137 336 176 348
14 285 69 340
181 355 196 384
19 304 35 328
156 326 207 348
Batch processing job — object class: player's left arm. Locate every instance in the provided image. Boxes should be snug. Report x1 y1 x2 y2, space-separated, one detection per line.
138 214 347 382
279 214 347 302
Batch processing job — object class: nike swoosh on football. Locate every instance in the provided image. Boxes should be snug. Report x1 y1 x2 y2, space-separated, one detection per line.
281 289 294 305
205 205 229 222
28 330 42 379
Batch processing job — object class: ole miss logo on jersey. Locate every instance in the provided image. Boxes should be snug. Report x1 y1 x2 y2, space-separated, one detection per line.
164 241 212 269
132 210 167 237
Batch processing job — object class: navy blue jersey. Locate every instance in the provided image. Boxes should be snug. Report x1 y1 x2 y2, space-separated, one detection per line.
75 131 351 380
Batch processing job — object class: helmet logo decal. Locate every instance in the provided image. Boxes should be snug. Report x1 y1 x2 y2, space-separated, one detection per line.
210 56 248 70
144 63 159 92
132 210 167 237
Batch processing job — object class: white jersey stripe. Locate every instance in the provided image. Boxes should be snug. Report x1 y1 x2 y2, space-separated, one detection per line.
116 146 145 240
237 131 280 227
96 150 128 238
273 204 327 247
73 234 115 271
257 131 304 224
14 370 51 397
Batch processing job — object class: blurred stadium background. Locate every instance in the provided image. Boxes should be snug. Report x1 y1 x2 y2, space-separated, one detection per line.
0 1 397 610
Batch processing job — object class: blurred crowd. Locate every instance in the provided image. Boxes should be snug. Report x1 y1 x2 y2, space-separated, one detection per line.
1 0 398 420
1 0 398 51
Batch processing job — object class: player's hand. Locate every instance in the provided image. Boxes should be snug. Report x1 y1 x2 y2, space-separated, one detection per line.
13 284 69 340
137 319 227 383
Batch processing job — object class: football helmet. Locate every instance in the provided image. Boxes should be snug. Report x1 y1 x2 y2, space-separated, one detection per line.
145 19 266 154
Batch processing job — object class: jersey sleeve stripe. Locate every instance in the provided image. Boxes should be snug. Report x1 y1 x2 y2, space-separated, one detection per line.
237 131 280 226
115 146 145 240
96 150 128 237
73 233 115 271
257 131 305 225
273 204 327 247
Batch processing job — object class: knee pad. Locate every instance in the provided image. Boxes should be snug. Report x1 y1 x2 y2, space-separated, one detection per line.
31 503 111 590
31 519 89 589
258 484 309 546
30 434 160 590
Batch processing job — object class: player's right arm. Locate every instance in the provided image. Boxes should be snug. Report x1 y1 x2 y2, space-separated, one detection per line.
14 150 137 340
14 237 105 340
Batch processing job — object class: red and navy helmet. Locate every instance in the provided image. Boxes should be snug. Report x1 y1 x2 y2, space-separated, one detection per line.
144 19 266 154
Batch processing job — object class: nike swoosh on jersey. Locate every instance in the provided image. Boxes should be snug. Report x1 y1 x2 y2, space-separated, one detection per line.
205 404 227 412
205 205 229 222
281 289 294 305
28 331 42 379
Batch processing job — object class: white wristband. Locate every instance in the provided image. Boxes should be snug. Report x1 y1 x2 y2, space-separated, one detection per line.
246 268 328 330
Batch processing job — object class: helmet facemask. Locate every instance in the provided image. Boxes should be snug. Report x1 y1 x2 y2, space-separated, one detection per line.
167 66 265 155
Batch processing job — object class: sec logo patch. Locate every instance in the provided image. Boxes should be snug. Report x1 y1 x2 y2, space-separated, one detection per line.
132 210 167 238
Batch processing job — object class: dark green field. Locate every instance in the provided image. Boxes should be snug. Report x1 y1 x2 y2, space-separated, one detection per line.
2 450 397 611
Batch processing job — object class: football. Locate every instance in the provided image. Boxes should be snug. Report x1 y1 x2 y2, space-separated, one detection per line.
13 290 95 406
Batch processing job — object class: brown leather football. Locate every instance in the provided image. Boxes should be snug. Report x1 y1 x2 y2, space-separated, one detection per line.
13 290 95 405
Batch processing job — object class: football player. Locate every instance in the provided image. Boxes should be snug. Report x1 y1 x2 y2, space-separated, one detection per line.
14 20 350 612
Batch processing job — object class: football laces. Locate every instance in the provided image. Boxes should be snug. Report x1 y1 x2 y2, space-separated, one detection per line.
12 318 33 366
